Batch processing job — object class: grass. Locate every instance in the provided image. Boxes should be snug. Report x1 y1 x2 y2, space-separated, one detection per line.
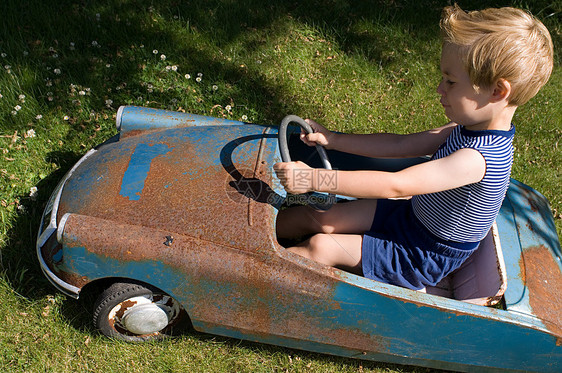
0 0 560 372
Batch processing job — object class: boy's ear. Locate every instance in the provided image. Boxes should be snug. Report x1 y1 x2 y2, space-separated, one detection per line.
491 79 511 102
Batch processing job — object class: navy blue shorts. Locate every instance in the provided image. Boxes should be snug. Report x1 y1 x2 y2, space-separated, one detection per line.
361 199 477 290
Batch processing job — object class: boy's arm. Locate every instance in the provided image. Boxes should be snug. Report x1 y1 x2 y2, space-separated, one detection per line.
274 147 486 199
309 121 458 158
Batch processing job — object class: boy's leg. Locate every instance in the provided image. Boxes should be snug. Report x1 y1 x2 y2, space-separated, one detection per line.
289 233 364 275
276 199 378 239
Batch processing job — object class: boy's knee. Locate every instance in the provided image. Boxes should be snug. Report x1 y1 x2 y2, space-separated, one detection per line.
307 233 333 257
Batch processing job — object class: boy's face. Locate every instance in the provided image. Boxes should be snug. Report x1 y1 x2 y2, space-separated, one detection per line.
437 44 495 129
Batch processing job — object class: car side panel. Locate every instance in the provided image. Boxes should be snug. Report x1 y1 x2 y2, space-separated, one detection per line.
58 213 562 372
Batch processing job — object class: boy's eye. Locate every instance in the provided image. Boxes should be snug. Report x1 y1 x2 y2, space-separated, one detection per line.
440 77 455 86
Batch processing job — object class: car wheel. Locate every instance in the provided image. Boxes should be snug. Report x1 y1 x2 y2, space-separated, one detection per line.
93 281 186 342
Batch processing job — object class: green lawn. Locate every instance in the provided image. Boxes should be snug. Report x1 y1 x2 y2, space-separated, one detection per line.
0 0 560 372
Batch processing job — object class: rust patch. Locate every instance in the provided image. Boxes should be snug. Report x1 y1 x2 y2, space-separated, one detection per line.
55 267 90 289
57 126 281 255
521 245 562 342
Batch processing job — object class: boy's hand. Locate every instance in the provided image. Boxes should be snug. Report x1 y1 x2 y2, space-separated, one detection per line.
300 119 334 148
273 161 314 194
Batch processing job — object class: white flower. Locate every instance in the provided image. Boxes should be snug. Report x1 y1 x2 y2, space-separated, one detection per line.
160 54 166 60
225 105 232 111
171 65 178 71
165 65 172 71
29 187 38 200
0 93 3 98
152 49 158 54
105 99 113 106
79 90 86 96
212 85 218 91
11 110 17 115
35 114 43 120
242 115 248 121
14 105 21 111
184 74 191 79
195 77 201 83
63 115 70 120
26 129 36 138
91 41 99 47
0 53 6 58
53 68 61 75
69 42 75 50
19 94 25 101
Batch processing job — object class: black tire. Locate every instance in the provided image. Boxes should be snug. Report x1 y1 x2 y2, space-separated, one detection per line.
93 281 187 342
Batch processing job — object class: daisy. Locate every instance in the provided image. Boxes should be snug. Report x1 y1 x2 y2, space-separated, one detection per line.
29 187 38 200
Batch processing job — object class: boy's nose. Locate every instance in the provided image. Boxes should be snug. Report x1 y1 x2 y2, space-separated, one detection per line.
437 81 445 95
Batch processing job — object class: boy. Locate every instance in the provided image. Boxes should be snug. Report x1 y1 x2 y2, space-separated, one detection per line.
273 5 554 290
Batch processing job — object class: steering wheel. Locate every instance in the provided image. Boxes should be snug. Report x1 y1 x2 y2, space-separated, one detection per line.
278 115 335 211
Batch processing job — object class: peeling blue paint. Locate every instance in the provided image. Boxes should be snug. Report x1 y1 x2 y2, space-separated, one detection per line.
120 143 172 200
59 244 185 294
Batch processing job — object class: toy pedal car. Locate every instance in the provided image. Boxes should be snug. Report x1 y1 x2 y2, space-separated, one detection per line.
37 106 562 372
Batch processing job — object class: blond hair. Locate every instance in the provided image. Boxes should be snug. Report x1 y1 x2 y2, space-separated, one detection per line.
440 5 554 106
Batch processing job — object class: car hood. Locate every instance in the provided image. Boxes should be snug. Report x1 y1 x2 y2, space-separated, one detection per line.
58 124 284 250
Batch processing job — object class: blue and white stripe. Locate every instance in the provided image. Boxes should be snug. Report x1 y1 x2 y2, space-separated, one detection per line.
412 124 515 243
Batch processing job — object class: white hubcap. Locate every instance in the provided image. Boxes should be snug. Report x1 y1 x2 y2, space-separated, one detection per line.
122 302 170 334
108 295 179 335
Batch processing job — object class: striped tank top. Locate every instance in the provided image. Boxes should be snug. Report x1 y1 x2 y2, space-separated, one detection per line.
411 124 515 243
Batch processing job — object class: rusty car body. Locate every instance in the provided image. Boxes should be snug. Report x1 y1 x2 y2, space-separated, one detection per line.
37 106 562 372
